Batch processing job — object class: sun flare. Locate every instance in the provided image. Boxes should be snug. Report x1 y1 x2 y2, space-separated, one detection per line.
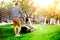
33 0 54 8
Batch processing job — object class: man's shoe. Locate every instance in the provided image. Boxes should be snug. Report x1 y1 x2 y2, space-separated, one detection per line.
15 34 20 37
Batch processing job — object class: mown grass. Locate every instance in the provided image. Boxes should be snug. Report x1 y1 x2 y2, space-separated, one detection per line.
0 24 60 40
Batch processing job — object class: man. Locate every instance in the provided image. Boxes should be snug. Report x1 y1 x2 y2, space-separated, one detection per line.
11 2 23 37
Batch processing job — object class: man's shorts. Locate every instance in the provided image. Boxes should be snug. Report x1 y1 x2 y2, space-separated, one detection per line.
13 18 21 26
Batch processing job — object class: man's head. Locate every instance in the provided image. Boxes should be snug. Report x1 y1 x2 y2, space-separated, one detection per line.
15 3 18 5
15 2 19 6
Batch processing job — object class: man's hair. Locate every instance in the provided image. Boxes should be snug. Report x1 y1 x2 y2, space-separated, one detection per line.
15 3 18 5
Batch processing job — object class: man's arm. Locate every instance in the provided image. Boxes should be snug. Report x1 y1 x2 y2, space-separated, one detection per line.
19 8 24 18
19 8 23 15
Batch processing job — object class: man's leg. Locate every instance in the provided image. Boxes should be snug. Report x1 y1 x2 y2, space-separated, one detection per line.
18 26 21 34
16 19 21 36
13 22 16 35
14 26 16 34
13 18 17 35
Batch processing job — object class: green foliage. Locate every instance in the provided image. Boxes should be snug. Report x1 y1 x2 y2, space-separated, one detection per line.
0 0 60 20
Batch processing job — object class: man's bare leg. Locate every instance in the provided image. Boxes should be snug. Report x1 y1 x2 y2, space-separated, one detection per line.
14 26 16 35
17 19 21 37
18 26 21 34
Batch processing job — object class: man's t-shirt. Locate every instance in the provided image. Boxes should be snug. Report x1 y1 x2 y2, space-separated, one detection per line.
12 6 23 18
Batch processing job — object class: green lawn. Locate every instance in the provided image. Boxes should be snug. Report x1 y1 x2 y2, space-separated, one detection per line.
0 24 60 40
